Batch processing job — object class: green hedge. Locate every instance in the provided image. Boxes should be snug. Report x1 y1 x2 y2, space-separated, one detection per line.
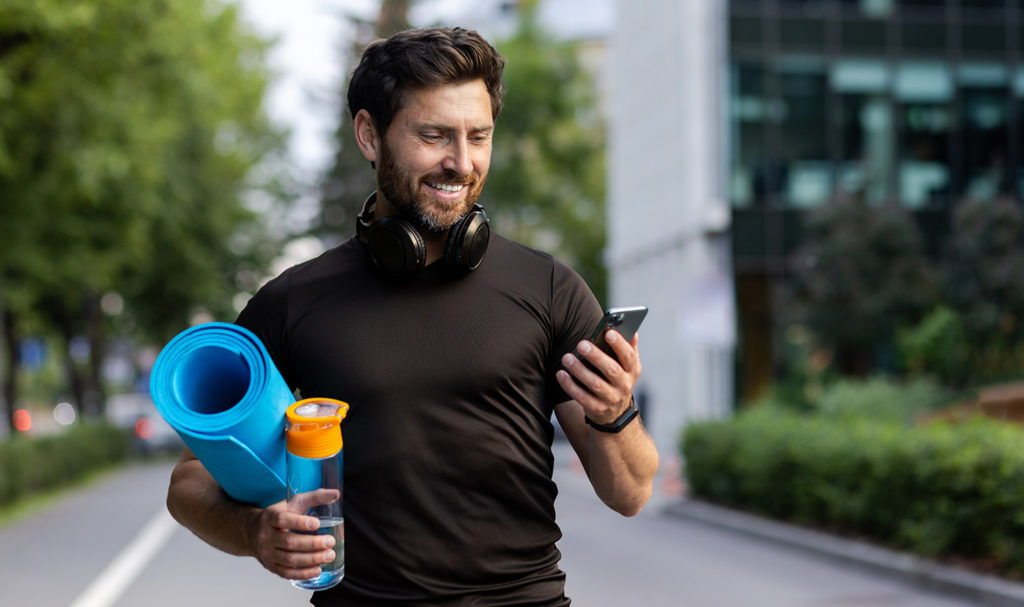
0 422 131 508
682 408 1024 575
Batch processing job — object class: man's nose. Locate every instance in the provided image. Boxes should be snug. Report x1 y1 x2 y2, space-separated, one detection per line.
442 139 473 176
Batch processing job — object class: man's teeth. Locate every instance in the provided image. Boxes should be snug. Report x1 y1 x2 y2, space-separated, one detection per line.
429 183 465 193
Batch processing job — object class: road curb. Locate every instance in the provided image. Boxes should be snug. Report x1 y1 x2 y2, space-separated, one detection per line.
665 498 1024 607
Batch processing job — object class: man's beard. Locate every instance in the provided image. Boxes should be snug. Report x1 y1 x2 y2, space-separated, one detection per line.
376 140 486 234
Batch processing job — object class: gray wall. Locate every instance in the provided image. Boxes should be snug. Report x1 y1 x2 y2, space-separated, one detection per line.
607 0 734 457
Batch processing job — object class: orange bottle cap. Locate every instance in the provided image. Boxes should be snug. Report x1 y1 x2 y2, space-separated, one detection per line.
285 398 349 459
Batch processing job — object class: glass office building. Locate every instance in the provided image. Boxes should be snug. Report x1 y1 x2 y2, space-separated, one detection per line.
728 0 1024 398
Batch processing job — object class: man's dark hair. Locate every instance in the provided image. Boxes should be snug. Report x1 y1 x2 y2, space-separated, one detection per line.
347 27 506 136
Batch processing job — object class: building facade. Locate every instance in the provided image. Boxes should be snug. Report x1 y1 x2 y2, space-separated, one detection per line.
728 0 1024 399
608 1 734 455
609 0 1024 452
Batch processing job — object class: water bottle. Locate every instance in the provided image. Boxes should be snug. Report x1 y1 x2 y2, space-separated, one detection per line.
285 398 349 591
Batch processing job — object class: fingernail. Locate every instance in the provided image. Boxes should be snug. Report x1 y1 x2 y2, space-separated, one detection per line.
307 518 319 531
562 353 575 367
323 536 335 549
325 550 335 561
606 331 618 343
577 341 592 354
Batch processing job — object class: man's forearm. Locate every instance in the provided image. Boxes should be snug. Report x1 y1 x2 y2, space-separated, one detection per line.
586 420 659 516
166 454 262 558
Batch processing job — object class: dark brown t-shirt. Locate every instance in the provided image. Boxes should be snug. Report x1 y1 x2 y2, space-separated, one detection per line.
236 233 602 606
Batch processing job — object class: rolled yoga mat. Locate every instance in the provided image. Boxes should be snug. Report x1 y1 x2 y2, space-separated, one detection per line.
150 322 294 507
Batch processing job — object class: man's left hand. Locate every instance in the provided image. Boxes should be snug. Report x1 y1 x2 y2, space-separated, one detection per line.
556 329 641 426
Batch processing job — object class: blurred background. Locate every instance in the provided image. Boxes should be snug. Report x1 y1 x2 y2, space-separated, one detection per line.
1 0 1022 454
0 0 613 445
5 0 1024 601
2 0 1024 459
5 0 1024 457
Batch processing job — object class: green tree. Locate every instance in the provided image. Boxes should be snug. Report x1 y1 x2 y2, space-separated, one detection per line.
0 0 287 425
316 1 411 245
489 9 607 301
941 196 1024 383
785 196 940 376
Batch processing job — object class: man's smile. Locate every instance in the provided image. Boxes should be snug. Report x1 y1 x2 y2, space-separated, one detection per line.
426 182 467 194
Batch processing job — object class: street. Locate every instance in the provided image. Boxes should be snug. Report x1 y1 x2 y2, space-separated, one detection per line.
0 444 993 607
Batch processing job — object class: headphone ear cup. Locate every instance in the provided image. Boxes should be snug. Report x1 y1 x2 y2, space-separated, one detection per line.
444 207 490 274
366 217 426 279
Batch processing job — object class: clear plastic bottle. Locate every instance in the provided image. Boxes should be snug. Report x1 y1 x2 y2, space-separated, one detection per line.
285 398 349 591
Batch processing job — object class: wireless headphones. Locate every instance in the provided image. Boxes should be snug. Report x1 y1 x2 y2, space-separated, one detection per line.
355 192 490 280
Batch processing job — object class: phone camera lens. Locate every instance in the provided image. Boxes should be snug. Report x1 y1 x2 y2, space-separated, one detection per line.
610 314 624 326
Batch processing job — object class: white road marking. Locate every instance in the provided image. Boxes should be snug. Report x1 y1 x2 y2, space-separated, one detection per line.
69 508 178 607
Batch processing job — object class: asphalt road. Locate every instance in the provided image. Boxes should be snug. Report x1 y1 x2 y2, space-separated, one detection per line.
0 445 993 607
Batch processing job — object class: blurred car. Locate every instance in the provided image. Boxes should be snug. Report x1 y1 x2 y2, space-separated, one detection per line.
106 393 184 455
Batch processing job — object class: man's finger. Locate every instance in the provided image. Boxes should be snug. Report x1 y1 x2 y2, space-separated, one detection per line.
288 489 341 513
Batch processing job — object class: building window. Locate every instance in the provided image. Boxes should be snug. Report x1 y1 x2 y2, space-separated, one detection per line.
833 60 894 203
896 62 952 208
958 63 1010 200
960 0 1010 12
778 0 831 12
901 18 947 53
840 16 890 51
840 0 894 17
780 15 827 52
732 0 764 10
1015 67 1024 200
730 62 769 208
777 59 830 207
899 0 947 15
960 20 1007 56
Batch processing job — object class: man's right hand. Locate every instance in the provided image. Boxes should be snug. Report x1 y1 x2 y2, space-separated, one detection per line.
253 489 340 581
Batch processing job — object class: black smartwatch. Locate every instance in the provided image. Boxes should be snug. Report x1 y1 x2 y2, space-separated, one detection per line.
585 399 640 433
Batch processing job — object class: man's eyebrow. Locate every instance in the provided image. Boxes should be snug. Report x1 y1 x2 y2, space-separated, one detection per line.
416 122 494 133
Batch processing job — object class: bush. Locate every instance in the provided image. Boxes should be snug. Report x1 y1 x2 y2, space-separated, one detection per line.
812 375 950 422
682 408 1024 575
0 422 131 508
746 375 950 422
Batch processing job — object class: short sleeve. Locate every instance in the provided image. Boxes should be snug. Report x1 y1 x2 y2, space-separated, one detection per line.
235 272 296 391
545 259 604 405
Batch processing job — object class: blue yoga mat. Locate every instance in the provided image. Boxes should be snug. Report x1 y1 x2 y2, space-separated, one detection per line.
150 322 293 507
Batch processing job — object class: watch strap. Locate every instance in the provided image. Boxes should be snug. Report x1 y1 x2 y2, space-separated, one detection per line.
585 399 640 433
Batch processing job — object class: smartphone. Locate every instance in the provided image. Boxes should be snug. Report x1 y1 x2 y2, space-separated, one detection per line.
589 305 648 361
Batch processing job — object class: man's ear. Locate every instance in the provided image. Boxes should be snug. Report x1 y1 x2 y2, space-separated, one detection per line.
353 109 380 165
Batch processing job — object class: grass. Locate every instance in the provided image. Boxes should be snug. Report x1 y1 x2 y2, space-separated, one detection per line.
0 453 177 529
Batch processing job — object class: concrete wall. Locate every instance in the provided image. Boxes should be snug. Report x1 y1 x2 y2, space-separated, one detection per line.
607 0 734 457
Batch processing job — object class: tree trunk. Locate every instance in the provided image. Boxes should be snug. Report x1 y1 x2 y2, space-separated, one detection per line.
58 318 88 418
85 292 106 418
376 0 410 35
2 307 18 437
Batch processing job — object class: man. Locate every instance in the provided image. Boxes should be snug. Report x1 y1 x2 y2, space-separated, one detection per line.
166 26 658 606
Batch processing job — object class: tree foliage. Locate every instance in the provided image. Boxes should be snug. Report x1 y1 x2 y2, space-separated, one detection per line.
0 0 288 421
785 193 1024 386
488 10 607 301
316 0 411 246
900 196 1024 386
784 196 940 376
944 196 1024 352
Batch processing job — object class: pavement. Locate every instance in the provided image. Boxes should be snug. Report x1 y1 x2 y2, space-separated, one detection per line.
664 495 1024 607
560 438 1024 606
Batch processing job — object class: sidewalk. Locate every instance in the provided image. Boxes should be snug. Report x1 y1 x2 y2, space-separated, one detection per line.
665 498 1024 607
